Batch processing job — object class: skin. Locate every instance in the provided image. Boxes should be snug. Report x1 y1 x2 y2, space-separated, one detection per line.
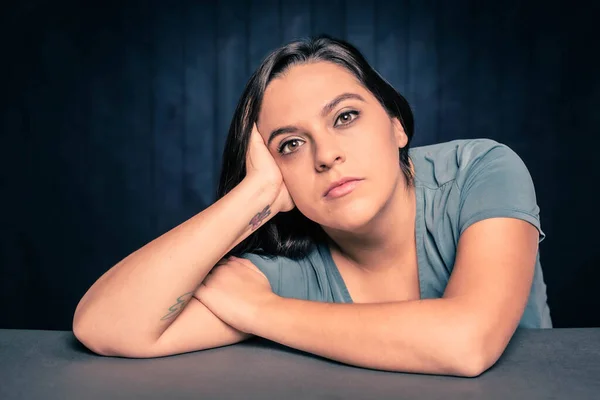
257 61 418 285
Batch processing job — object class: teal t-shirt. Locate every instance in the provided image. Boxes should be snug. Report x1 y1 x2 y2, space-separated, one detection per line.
241 138 552 329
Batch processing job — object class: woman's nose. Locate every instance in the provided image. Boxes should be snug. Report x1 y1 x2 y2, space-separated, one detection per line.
314 135 345 171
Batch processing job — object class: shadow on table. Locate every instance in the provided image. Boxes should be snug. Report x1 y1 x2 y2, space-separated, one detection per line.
68 334 98 355
66 331 337 363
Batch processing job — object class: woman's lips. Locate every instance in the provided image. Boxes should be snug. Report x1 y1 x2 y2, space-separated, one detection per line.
324 179 362 199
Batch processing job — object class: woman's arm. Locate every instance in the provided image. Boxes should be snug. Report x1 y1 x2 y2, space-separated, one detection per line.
72 175 279 356
249 218 538 377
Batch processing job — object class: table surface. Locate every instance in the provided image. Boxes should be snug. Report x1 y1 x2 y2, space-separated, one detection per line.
1 328 599 399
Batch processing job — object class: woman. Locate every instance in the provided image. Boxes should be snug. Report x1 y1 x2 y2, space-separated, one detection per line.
73 35 552 377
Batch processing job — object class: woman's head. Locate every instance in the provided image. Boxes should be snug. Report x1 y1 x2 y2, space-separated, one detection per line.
217 35 415 259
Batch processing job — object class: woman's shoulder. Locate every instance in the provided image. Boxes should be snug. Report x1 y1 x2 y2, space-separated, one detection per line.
410 137 505 156
239 243 351 302
411 138 543 240
238 243 331 299
409 138 520 188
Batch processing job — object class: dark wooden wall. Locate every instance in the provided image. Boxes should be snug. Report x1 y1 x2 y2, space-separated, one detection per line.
1 0 598 330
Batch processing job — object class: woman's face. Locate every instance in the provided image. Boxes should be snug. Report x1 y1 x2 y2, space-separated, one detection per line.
257 61 409 232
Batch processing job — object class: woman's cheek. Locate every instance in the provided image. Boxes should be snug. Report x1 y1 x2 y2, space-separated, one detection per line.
289 188 319 218
283 178 303 202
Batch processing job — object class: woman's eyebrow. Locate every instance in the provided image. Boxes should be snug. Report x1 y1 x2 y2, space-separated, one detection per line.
267 92 365 147
267 126 298 147
320 92 365 118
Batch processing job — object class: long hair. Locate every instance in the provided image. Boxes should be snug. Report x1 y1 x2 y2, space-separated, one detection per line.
216 35 415 260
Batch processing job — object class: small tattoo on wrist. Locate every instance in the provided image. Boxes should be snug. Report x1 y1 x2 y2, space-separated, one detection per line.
249 205 271 230
160 291 194 321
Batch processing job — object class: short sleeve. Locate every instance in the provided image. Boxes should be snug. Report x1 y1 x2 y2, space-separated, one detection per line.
239 248 334 302
239 252 281 295
456 140 546 243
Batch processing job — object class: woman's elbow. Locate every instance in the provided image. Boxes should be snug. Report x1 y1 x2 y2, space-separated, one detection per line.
443 324 504 378
452 334 504 378
73 323 155 358
452 353 489 378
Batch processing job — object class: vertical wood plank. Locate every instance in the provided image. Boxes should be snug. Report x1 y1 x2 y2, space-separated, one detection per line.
0 70 26 327
120 1 155 246
311 0 345 38
497 1 530 148
32 4 128 329
183 0 218 210
249 0 281 71
520 1 562 151
86 4 128 269
50 6 100 327
1 9 48 329
518 0 563 243
436 0 471 143
153 0 185 234
280 0 311 43
469 0 502 140
345 0 375 64
406 0 438 146
375 1 409 105
216 0 250 171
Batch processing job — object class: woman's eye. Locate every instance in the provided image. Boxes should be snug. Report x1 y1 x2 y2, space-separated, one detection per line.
278 139 304 155
334 110 359 126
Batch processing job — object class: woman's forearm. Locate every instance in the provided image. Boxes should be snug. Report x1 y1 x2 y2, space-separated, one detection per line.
252 296 485 377
73 176 278 354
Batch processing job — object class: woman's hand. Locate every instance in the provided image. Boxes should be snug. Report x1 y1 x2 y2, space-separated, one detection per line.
245 124 295 213
194 256 278 335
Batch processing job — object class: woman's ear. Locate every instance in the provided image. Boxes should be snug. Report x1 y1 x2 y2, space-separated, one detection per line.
392 117 408 148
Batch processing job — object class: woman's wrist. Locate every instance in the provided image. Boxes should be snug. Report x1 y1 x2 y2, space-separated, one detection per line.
238 175 282 216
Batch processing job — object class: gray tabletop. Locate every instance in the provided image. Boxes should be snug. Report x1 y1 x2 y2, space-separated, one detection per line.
1 328 599 399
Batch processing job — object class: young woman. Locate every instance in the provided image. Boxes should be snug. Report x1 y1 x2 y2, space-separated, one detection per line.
73 35 551 377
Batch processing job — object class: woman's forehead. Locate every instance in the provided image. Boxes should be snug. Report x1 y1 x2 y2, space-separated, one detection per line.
265 62 362 99
258 62 370 127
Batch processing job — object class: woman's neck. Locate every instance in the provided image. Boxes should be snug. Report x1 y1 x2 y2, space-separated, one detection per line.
323 177 417 275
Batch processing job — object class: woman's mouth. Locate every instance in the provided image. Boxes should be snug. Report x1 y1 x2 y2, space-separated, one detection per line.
324 179 363 199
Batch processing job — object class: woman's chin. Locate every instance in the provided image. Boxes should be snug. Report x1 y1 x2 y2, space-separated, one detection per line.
320 202 379 233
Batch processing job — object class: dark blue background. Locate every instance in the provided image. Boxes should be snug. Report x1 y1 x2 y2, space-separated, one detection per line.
2 0 598 330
